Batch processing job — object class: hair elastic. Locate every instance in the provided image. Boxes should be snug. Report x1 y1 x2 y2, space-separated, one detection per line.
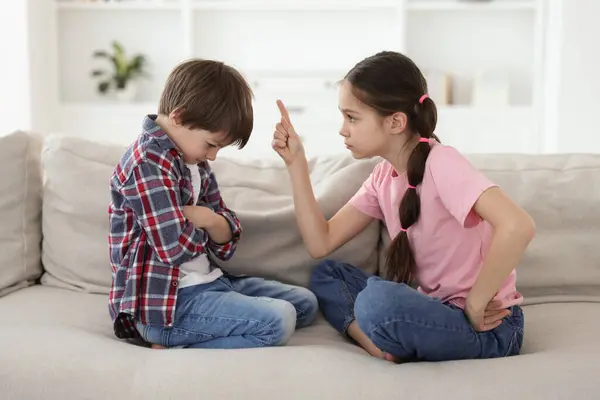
400 227 408 232
419 94 429 104
418 137 430 143
407 184 416 189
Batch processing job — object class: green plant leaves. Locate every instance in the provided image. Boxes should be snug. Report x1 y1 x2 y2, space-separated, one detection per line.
98 81 110 93
91 40 148 94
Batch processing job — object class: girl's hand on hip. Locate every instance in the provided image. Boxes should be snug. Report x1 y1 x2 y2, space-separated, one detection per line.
466 299 511 332
272 100 305 166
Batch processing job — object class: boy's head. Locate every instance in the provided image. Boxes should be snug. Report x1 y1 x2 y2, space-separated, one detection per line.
157 59 253 164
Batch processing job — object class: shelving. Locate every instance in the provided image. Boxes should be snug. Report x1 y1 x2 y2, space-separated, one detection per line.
407 0 535 11
406 6 536 105
57 7 183 103
192 9 400 72
52 0 547 153
59 102 535 156
56 0 535 11
190 0 399 11
56 0 180 10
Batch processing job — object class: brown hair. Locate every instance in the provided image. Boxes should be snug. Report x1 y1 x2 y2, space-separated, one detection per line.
158 59 253 149
345 51 440 284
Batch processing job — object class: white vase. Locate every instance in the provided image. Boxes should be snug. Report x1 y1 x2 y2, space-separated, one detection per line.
115 83 137 103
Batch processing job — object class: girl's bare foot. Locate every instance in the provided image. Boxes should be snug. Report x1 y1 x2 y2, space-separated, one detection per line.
383 352 400 363
151 344 167 349
347 321 399 363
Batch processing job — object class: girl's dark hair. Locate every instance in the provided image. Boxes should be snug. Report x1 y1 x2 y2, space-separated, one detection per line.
345 51 439 284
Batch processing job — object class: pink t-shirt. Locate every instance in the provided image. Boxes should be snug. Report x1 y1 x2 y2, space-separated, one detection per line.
349 142 523 309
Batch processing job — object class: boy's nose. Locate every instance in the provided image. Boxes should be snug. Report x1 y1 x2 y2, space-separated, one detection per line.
206 149 218 161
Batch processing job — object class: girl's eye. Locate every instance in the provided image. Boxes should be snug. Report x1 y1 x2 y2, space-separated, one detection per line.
206 143 216 148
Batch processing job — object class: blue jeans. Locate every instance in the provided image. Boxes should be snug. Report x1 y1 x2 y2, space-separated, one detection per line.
136 275 318 349
309 260 524 362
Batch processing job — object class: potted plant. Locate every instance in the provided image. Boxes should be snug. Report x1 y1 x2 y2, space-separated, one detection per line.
91 40 148 102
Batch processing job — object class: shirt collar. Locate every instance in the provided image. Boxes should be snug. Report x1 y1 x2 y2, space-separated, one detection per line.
142 114 183 158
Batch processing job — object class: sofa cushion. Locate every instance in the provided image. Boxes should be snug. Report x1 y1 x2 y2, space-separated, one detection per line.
1 285 599 399
0 131 43 297
209 155 380 287
40 135 124 293
467 153 600 304
40 135 379 293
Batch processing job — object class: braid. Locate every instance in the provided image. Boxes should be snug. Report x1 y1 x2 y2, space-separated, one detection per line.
385 96 437 283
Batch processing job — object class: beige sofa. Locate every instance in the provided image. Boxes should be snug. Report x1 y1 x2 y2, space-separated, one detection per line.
1 130 599 399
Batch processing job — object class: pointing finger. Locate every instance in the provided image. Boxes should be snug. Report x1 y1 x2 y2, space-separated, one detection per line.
277 99 291 123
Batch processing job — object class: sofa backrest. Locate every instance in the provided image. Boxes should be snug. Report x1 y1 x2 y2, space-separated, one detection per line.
468 153 600 304
2 132 599 306
0 131 43 297
39 134 379 292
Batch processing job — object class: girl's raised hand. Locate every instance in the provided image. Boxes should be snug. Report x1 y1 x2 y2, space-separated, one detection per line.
271 100 305 166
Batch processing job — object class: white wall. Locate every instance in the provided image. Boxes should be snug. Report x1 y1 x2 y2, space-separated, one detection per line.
26 0 60 134
555 0 600 153
0 2 31 133
0 0 58 134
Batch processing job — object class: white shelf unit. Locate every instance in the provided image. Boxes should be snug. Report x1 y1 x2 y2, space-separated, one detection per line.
54 0 547 155
56 1 180 10
407 0 535 10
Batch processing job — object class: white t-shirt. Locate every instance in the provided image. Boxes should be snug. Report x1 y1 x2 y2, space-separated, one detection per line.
178 164 223 289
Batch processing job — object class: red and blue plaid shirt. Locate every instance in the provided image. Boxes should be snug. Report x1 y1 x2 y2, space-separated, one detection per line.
108 115 242 339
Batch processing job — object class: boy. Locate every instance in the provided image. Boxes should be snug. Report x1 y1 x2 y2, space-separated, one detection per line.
108 59 318 349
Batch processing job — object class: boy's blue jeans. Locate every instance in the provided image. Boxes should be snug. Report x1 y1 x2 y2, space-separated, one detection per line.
309 260 524 362
136 275 318 349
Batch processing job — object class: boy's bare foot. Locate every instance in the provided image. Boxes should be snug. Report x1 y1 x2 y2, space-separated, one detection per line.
151 344 167 349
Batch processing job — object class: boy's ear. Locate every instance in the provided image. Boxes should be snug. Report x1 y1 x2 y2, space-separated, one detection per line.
388 112 408 135
169 108 184 127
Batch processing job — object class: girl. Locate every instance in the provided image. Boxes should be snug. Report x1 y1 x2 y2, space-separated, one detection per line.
271 51 535 363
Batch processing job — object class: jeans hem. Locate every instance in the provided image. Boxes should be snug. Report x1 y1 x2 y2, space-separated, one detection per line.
341 316 356 338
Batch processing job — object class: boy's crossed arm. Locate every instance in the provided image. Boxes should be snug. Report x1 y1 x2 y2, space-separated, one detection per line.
124 161 241 265
183 164 242 256
182 206 233 246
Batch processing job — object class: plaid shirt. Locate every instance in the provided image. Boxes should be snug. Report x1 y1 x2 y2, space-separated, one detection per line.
108 115 242 339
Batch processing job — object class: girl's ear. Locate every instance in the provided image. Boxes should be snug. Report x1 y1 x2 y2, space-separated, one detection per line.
388 111 408 135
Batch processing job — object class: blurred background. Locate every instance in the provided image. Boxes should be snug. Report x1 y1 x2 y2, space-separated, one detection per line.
1 0 598 159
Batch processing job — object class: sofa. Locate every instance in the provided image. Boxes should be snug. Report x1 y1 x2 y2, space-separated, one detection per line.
1 130 599 399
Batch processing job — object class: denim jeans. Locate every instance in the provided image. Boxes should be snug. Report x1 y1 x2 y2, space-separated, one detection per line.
136 275 318 349
309 260 524 362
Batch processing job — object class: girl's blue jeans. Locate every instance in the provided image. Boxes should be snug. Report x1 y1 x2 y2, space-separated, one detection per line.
309 259 524 362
